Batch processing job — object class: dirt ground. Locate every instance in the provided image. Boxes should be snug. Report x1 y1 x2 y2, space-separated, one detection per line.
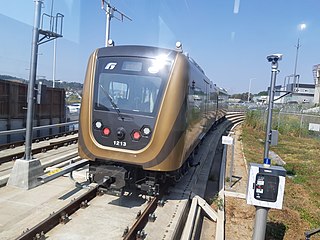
201 125 255 240
224 126 256 240
222 126 319 240
201 124 320 240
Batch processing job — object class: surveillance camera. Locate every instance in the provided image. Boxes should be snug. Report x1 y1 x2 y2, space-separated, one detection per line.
266 54 283 62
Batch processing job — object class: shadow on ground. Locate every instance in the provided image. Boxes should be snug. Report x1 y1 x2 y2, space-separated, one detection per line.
266 221 286 240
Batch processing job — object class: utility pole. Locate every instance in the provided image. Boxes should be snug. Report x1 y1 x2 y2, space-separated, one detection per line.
7 0 64 189
293 38 301 85
252 54 282 240
293 23 306 86
25 0 43 161
52 0 57 88
101 0 132 47
53 38 57 88
248 78 255 103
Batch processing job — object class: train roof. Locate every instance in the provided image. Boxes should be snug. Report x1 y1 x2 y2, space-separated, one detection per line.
96 45 178 61
97 45 207 76
96 44 226 93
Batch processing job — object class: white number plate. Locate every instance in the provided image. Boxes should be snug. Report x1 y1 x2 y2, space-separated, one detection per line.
113 140 127 147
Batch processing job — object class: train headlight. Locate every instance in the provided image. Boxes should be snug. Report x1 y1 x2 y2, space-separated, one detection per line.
94 120 103 130
141 126 152 136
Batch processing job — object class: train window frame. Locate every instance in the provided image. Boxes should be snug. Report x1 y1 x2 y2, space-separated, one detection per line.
93 56 172 117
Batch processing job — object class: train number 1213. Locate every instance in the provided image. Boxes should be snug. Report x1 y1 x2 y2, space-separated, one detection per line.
113 141 127 147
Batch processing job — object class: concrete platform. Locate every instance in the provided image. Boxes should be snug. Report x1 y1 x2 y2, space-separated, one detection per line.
0 168 88 240
47 191 149 239
0 144 78 187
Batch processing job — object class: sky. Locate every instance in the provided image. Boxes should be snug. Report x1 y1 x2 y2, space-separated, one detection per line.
0 0 320 94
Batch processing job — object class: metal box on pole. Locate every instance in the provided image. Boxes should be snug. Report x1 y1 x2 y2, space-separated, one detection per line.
246 163 286 209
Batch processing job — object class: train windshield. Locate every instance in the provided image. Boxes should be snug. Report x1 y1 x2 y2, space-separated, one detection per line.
93 57 172 116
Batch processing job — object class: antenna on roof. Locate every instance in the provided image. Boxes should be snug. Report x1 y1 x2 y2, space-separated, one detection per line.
175 41 183 52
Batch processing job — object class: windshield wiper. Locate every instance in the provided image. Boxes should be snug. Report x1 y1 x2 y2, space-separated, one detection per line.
100 85 124 121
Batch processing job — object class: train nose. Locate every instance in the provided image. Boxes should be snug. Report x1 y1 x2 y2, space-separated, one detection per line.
116 127 126 140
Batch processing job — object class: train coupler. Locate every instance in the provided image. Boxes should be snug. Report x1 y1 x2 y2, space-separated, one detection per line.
136 177 160 196
89 164 127 195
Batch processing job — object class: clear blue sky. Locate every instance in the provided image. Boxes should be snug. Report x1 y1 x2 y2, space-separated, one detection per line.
0 0 319 94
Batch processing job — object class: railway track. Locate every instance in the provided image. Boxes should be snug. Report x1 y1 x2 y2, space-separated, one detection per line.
0 130 78 151
0 134 78 165
8 112 246 239
16 186 99 240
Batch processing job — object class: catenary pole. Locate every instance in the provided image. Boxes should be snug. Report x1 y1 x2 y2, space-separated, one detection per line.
101 0 132 47
105 2 111 47
293 38 300 85
24 0 43 160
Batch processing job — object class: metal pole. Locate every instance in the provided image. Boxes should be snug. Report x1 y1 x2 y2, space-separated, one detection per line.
253 54 281 240
293 38 300 85
105 2 111 47
51 0 56 88
248 79 252 103
253 207 269 240
24 0 43 161
52 38 57 88
299 113 303 138
229 137 235 187
263 60 279 160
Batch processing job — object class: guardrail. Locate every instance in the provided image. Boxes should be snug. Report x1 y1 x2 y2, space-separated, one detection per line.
0 121 78 136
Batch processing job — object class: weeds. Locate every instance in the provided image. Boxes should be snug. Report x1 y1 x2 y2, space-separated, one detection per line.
210 194 224 211
243 113 320 231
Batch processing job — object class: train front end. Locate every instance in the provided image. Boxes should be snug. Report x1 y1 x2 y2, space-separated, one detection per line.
78 46 188 194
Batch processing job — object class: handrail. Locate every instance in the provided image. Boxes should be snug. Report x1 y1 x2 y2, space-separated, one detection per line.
0 121 78 136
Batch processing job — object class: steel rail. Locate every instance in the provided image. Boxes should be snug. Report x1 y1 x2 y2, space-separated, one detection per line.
123 181 170 240
16 186 99 240
123 196 158 240
0 121 78 136
0 130 78 151
0 136 78 164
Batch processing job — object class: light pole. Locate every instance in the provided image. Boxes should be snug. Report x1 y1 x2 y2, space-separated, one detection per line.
248 78 255 103
252 54 282 240
52 38 57 88
293 23 306 85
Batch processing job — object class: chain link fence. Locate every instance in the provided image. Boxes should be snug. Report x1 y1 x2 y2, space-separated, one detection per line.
244 104 320 139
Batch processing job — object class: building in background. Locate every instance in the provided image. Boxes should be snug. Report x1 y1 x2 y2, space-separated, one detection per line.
313 64 320 105
284 83 315 104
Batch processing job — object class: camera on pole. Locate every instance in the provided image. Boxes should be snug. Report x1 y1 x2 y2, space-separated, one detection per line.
247 54 287 240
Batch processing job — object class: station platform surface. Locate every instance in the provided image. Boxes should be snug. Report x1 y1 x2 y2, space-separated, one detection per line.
0 144 78 187
0 169 88 240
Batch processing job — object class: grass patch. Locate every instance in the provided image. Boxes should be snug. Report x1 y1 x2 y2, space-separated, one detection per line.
242 118 320 233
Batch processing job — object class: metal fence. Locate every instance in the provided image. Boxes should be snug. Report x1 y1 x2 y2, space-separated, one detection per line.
244 104 320 139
